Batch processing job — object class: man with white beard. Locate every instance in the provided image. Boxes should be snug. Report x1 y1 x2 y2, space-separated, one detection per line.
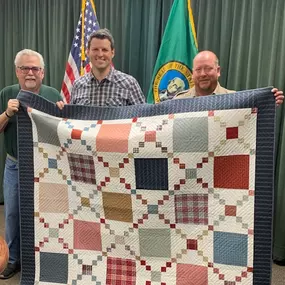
0 49 62 279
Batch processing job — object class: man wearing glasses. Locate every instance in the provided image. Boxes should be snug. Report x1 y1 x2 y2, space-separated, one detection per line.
0 49 62 279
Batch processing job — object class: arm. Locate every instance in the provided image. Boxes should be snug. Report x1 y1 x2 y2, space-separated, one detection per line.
0 99 19 133
0 112 9 133
128 78 146 105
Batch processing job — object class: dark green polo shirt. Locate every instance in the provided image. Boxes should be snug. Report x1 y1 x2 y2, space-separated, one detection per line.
0 84 62 159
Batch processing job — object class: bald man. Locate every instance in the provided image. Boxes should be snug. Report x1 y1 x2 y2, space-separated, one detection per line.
175 50 284 105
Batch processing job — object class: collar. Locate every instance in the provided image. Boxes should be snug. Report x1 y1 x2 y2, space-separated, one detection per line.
88 66 115 83
192 82 221 97
18 84 42 95
212 82 222 95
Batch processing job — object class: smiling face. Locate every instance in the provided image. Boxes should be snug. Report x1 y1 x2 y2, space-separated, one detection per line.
16 54 44 93
87 37 114 74
192 51 220 96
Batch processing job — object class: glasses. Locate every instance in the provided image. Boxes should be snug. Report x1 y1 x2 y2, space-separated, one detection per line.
17 66 42 75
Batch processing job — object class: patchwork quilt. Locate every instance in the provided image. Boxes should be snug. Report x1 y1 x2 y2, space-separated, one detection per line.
17 87 275 285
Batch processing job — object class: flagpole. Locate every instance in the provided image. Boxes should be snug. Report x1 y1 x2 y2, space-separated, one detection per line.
60 0 100 103
147 0 198 103
188 0 198 49
90 0 97 14
80 0 86 75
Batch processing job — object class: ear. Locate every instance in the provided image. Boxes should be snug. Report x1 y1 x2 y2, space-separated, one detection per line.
41 69 45 80
217 66 221 77
112 48 115 58
86 48 90 58
15 67 20 79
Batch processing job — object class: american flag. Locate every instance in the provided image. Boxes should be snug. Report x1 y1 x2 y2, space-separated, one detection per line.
61 0 100 103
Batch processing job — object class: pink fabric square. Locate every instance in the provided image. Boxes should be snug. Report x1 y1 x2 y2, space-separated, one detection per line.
96 123 132 153
176 264 208 285
145 131 156 142
73 220 102 251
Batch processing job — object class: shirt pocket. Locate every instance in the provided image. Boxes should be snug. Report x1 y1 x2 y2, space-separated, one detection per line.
105 89 129 106
74 97 91 106
5 157 18 169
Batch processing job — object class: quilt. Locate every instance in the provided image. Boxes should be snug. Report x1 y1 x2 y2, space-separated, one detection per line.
17 87 276 285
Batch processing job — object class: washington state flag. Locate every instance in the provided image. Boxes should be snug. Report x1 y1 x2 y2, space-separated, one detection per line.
147 0 198 103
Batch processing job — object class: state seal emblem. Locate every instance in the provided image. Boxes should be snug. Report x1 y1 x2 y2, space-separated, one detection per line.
152 61 194 103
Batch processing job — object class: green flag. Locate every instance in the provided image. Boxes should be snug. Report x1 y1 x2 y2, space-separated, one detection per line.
147 0 198 103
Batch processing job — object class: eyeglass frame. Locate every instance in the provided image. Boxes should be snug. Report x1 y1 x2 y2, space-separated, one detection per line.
17 66 43 75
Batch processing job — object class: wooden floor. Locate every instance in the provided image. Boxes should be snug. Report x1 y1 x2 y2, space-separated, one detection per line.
0 205 284 284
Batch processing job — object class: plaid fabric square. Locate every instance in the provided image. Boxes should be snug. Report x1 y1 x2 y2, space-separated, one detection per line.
175 194 208 224
82 264 92 275
67 153 96 184
106 257 136 285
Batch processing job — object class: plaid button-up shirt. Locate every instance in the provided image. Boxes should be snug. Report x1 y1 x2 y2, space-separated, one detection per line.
70 68 145 106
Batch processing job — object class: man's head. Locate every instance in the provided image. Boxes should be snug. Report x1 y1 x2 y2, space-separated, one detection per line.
14 49 45 94
87 28 115 73
192 50 220 96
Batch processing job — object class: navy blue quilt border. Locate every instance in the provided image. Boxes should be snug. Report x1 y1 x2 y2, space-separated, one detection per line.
17 87 275 285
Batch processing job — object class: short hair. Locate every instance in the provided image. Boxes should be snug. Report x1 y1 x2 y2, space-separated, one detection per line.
87 28 115 50
194 50 220 66
14 49 45 68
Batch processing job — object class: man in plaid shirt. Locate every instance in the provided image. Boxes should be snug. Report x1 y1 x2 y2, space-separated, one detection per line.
57 29 145 108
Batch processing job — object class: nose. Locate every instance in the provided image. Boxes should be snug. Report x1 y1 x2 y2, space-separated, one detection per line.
27 68 34 75
200 69 207 76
